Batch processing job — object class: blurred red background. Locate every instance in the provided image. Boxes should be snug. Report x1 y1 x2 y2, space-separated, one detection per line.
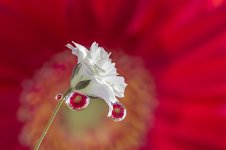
0 0 226 150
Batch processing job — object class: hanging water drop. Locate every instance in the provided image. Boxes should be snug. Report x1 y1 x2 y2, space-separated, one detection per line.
66 91 90 111
111 102 126 122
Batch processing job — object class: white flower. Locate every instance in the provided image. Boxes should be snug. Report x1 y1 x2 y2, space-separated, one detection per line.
66 42 127 118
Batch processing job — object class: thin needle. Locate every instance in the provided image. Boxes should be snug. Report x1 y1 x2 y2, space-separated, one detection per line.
34 88 71 150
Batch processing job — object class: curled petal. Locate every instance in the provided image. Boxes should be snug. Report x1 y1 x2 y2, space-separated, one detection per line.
67 42 88 62
72 41 88 59
104 76 127 98
78 77 117 117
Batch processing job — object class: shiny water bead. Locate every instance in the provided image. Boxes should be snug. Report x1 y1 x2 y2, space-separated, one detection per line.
111 102 126 122
55 93 63 100
66 91 90 111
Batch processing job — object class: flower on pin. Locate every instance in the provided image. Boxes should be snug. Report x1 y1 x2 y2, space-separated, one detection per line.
65 42 127 121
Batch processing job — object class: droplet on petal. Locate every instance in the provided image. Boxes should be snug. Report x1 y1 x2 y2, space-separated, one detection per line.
66 91 90 111
55 93 63 100
111 102 126 122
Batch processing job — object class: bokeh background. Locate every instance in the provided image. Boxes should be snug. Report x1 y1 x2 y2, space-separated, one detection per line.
1 0 226 150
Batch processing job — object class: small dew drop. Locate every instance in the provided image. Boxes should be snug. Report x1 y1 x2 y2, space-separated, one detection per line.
55 93 63 100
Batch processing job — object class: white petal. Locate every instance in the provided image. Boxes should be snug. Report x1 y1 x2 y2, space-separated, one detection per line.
104 76 127 97
89 42 99 57
66 43 78 56
72 41 88 61
79 77 117 117
90 47 102 61
70 63 91 88
70 65 84 88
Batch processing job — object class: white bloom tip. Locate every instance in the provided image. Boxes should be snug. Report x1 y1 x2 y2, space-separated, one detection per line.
66 41 127 121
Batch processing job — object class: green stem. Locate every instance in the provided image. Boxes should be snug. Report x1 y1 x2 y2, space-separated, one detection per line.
34 88 71 150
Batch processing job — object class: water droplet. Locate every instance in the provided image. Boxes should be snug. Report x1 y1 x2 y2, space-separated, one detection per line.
66 91 90 111
55 93 63 100
111 102 126 122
